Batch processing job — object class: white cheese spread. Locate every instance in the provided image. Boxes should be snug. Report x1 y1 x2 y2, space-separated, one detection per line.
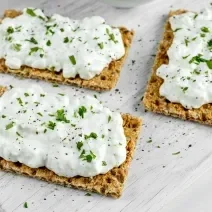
0 85 126 177
157 9 212 109
0 8 125 80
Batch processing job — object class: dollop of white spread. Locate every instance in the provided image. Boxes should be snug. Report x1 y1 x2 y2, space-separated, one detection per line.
0 85 126 177
0 8 125 80
157 9 212 109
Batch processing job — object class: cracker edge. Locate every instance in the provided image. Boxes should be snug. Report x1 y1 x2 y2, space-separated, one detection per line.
142 10 212 125
0 10 134 91
0 87 142 198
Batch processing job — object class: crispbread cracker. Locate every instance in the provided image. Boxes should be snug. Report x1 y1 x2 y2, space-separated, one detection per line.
143 10 212 125
0 87 141 198
0 10 134 91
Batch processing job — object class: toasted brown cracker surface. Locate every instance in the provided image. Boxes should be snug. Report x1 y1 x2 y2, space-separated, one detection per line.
0 10 134 91
0 87 141 198
143 10 212 125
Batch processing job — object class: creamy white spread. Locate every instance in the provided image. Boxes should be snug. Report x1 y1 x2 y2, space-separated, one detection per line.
0 8 125 80
157 9 212 109
0 85 126 177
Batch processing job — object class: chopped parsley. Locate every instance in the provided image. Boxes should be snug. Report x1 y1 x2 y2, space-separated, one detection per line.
23 202 28 208
102 161 107 166
24 93 29 97
147 139 152 143
17 97 23 106
98 42 104 49
47 121 56 130
26 8 36 17
106 28 118 43
12 43 21 52
16 131 23 138
40 94 45 97
208 39 212 49
69 55 76 65
64 37 69 43
29 47 43 55
84 132 97 140
194 14 198 19
200 33 206 37
189 54 212 69
7 26 14 34
1 115 6 118
25 37 38 44
172 151 180 155
201 27 210 33
184 39 190 46
58 93 65 96
182 55 190 59
174 28 182 32
181 87 188 93
55 109 70 123
6 122 15 130
85 193 91 196
76 141 83 151
78 106 87 118
46 40 51 46
60 28 64 32
80 150 96 162
37 112 43 117
108 115 112 123
52 84 59 87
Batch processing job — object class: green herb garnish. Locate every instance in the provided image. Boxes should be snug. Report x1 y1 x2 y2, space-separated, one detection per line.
24 93 29 97
64 37 69 43
78 106 87 118
26 8 36 17
181 87 188 93
25 37 38 44
1 115 6 118
174 28 182 32
182 55 190 59
37 112 43 117
6 122 15 130
47 121 56 130
29 47 43 55
17 97 23 106
69 55 76 65
172 151 180 155
201 27 209 33
84 132 97 140
106 28 118 43
108 115 112 123
46 40 51 46
12 43 21 52
16 131 23 138
76 141 83 151
7 26 14 34
98 42 104 49
55 109 70 123
102 161 107 166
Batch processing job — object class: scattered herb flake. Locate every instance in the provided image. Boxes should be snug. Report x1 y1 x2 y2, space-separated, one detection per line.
47 121 56 130
69 55 76 65
78 106 87 118
76 141 83 151
26 8 36 17
84 132 97 140
172 151 180 155
102 161 107 166
6 122 15 130
25 37 38 44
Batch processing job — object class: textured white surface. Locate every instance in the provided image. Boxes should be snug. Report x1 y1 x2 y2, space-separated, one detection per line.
0 0 212 211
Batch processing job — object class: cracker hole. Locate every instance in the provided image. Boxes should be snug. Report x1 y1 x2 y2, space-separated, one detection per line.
106 178 112 183
101 76 106 80
31 170 37 175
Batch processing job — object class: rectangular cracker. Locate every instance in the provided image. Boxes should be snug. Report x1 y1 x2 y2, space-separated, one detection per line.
0 10 134 91
143 10 212 125
0 87 141 198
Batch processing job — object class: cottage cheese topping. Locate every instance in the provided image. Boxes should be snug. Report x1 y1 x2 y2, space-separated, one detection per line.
0 85 126 177
157 9 212 109
0 8 125 80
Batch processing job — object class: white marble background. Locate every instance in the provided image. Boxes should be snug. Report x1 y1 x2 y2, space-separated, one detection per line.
0 0 212 211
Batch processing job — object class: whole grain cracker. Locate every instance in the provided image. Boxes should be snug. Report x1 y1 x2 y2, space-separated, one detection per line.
0 10 134 91
143 10 212 125
0 87 141 198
